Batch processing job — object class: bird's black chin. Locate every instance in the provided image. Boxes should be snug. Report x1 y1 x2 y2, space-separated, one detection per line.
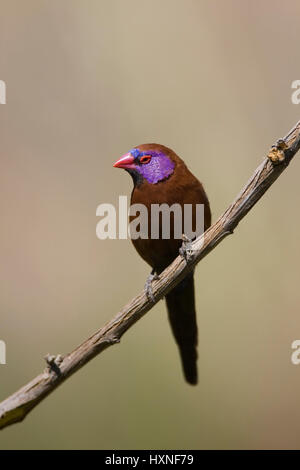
125 168 143 187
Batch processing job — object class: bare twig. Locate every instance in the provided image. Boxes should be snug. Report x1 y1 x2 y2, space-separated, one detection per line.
1 120 300 430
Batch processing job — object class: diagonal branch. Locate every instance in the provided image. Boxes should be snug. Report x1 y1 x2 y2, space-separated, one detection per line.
1 120 300 430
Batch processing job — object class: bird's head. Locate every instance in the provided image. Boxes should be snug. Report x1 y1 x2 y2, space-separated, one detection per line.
113 144 176 186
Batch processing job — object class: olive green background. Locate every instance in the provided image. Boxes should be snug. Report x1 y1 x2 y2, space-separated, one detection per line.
1 0 300 450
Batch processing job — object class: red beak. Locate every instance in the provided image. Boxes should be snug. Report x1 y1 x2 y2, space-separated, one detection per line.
113 153 135 169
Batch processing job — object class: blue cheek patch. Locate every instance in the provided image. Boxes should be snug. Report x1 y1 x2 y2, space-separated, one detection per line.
141 153 175 184
129 148 175 184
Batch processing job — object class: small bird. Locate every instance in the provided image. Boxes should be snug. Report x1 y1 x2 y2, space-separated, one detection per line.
113 144 211 384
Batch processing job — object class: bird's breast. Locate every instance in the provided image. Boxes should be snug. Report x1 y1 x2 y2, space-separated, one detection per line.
129 176 211 272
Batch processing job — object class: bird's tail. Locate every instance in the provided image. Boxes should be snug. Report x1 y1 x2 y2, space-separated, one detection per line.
165 273 198 385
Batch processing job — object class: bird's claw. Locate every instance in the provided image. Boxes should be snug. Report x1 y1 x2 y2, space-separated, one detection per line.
144 271 159 302
179 234 194 262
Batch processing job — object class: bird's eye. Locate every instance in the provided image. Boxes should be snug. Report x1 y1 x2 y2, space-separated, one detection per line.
140 155 152 164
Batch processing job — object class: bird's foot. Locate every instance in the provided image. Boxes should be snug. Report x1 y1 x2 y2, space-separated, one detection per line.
179 234 194 262
144 269 159 302
267 138 288 164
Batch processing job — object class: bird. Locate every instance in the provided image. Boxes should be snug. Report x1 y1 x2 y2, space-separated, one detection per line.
113 144 211 384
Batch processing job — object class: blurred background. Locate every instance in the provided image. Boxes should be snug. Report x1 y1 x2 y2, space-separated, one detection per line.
1 0 300 450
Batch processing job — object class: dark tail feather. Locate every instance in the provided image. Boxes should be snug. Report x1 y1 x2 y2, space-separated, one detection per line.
165 273 198 385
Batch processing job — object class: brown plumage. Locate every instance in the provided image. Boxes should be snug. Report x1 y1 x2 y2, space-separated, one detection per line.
114 143 211 384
